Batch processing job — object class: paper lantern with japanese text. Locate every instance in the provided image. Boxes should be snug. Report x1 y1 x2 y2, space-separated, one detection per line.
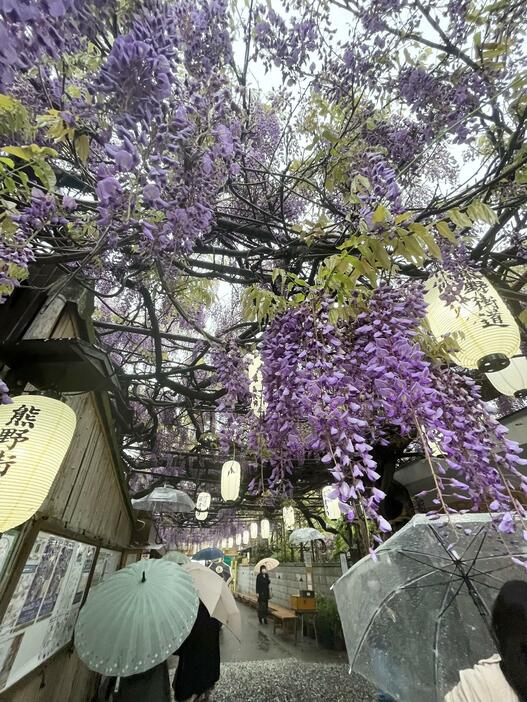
424 272 520 372
228 536 234 549
220 460 241 502
250 522 258 539
282 505 295 530
322 486 341 520
235 533 242 546
0 395 76 531
195 492 211 521
487 356 527 398
242 529 250 545
260 519 270 539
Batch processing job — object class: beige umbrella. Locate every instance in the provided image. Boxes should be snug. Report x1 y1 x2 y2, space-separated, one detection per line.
163 550 190 565
182 562 241 641
253 557 279 575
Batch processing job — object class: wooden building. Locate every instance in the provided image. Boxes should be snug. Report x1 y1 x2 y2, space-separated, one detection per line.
0 275 138 701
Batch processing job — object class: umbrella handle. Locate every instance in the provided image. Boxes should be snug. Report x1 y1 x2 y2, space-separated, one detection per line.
114 677 121 694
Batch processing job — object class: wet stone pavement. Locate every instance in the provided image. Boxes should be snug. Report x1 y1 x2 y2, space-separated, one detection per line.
169 602 376 702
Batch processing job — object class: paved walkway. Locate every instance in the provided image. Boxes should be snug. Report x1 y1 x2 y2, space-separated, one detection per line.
170 603 376 702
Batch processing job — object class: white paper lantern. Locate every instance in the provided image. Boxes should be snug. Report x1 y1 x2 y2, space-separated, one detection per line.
235 533 242 546
321 486 341 520
487 356 527 398
195 491 211 521
228 536 234 549
260 518 270 539
250 522 258 539
282 505 295 530
221 538 227 548
0 395 76 531
425 272 520 372
221 460 241 502
242 529 250 545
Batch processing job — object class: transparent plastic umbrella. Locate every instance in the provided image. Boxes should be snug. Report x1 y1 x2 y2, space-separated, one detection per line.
163 550 190 565
131 486 195 513
75 559 199 677
253 557 279 574
333 513 527 702
289 527 324 545
182 562 241 640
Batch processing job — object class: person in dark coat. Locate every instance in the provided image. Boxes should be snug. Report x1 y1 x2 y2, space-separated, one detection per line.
104 662 172 702
173 602 221 702
255 565 271 624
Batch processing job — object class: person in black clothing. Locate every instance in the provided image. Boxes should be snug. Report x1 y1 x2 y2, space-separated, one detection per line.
173 602 221 702
255 565 271 625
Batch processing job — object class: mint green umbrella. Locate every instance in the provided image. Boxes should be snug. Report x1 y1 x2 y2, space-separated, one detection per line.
163 550 190 565
74 559 198 677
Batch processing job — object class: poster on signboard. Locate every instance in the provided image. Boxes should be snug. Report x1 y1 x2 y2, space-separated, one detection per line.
0 634 24 690
0 532 17 579
37 541 74 620
90 548 121 589
0 534 47 637
16 537 61 628
0 533 109 693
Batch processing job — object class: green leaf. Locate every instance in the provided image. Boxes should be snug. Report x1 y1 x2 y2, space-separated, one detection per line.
372 205 390 223
409 223 442 260
447 208 473 228
436 221 457 244
75 134 90 163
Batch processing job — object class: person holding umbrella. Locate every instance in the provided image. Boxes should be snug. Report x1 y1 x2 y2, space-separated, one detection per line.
173 602 221 702
445 580 527 702
256 564 271 625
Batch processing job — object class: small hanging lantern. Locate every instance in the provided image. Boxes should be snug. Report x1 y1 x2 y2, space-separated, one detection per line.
0 395 76 532
242 529 250 545
195 491 211 521
321 486 341 520
250 522 258 539
260 518 270 539
235 533 242 546
424 272 520 372
228 536 234 549
487 355 527 398
282 505 295 530
222 538 227 548
220 460 241 502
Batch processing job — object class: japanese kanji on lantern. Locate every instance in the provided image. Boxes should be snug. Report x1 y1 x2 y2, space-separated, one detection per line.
195 491 211 521
322 486 341 520
220 460 241 502
424 271 520 372
0 395 76 532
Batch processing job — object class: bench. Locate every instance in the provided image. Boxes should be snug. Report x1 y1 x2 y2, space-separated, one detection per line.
234 592 258 608
269 604 298 641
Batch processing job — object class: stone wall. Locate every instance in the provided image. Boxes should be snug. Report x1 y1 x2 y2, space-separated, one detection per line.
236 562 343 608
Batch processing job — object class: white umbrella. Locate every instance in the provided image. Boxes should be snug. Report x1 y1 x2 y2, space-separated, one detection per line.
74 559 199 677
182 562 241 641
289 527 324 545
163 550 191 565
253 557 279 575
131 486 195 514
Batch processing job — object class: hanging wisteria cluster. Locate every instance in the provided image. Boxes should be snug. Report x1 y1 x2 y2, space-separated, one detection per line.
254 285 526 545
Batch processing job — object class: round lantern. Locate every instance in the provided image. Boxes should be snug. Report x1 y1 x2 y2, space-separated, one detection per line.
228 536 234 549
221 460 241 502
250 522 258 539
0 395 76 532
487 355 527 398
282 505 295 530
260 518 270 539
424 272 520 372
321 486 341 520
242 529 250 545
235 533 242 546
195 491 211 521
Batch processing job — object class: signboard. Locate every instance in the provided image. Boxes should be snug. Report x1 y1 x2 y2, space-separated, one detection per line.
0 532 96 692
90 548 121 588
0 531 18 580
